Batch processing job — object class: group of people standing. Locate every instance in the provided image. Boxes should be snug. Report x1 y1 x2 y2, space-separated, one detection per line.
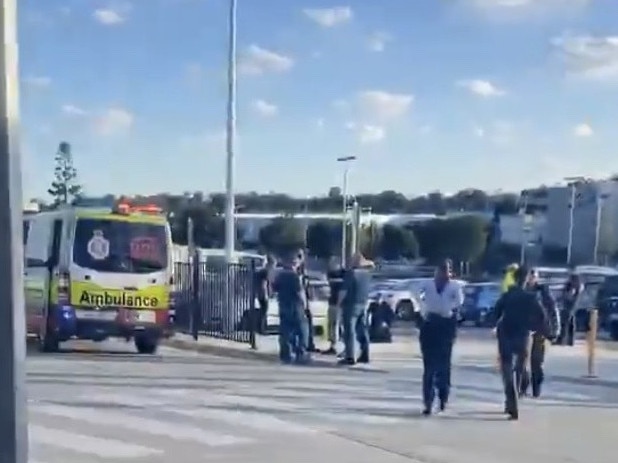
256 251 374 366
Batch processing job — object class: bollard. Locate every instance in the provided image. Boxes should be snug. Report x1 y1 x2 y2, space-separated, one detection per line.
584 308 599 378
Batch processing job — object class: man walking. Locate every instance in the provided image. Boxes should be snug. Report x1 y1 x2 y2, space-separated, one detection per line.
419 260 463 416
272 254 310 364
493 266 548 420
323 257 344 355
255 255 275 334
521 269 559 398
559 273 582 346
337 253 372 366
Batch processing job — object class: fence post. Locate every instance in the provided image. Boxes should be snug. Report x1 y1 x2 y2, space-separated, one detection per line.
187 217 200 340
248 260 257 349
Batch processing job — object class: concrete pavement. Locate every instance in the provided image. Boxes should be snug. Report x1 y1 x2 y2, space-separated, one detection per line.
27 340 618 463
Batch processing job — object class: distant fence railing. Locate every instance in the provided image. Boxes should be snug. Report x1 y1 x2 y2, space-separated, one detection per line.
172 260 257 347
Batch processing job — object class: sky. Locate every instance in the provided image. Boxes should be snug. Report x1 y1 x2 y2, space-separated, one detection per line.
19 0 618 200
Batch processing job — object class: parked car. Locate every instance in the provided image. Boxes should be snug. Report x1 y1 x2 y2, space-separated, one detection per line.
460 282 500 327
367 279 424 322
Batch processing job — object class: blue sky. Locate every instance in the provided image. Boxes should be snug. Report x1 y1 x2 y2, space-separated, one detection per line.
20 0 618 200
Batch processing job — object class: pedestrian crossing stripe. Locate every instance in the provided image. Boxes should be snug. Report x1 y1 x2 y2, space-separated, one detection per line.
28 381 604 460
30 425 161 458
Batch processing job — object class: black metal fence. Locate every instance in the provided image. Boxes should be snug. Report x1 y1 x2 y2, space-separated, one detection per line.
172 260 257 347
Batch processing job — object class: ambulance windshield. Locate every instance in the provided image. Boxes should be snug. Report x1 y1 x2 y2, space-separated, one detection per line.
73 218 168 274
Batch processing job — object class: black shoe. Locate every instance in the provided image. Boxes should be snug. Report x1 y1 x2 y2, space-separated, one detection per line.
438 400 447 412
422 408 432 416
337 358 355 366
321 347 337 355
356 354 369 364
507 411 519 420
532 387 541 398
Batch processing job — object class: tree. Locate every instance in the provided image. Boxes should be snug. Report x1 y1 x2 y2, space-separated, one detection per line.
413 216 487 264
306 220 339 259
376 224 418 260
259 218 305 254
48 141 82 206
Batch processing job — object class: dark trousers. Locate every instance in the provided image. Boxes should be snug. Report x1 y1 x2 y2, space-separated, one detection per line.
521 333 546 396
558 309 575 346
342 303 370 361
419 315 456 410
278 306 309 363
305 308 316 350
497 332 528 415
257 298 269 334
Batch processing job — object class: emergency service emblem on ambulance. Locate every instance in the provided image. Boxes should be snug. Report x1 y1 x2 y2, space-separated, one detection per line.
87 230 109 260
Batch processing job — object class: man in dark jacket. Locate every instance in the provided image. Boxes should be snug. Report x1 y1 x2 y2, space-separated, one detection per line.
493 266 548 420
520 269 560 398
272 254 310 364
559 274 582 346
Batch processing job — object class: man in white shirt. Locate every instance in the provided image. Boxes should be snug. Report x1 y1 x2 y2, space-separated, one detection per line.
419 260 464 416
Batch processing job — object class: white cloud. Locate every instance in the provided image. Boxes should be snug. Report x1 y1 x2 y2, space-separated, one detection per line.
573 123 593 137
61 104 88 116
251 99 278 117
356 90 414 121
24 76 51 88
367 32 392 52
303 7 352 27
465 0 589 11
239 45 294 76
457 79 506 97
474 121 514 144
93 107 134 135
93 7 127 25
552 34 618 82
345 122 386 144
358 125 385 144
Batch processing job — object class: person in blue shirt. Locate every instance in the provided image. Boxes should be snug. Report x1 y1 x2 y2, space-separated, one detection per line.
272 254 310 364
337 253 373 366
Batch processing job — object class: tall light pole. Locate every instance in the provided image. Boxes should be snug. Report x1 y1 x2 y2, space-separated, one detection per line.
593 192 610 265
337 155 356 267
223 0 237 263
0 0 28 462
565 176 589 266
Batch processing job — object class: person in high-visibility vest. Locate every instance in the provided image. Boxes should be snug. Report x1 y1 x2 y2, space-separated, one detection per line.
501 263 519 294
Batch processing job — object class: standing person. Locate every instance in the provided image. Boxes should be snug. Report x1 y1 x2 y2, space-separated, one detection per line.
272 254 310 364
559 273 582 346
418 260 463 416
520 269 559 398
255 255 276 334
323 256 344 355
297 251 318 353
337 253 373 366
493 266 548 420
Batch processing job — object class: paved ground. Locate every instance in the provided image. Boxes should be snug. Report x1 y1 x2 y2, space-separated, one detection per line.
27 339 618 463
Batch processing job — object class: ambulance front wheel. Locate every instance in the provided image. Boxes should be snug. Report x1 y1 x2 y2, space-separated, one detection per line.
135 335 158 354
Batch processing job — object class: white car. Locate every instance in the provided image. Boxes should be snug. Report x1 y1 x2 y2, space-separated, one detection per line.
265 280 329 336
368 279 425 321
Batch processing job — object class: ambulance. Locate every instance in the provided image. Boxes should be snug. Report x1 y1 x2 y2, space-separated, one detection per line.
23 202 173 354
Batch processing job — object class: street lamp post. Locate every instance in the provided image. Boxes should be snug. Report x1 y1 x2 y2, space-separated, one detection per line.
337 155 356 267
0 0 28 462
593 192 610 265
565 176 589 266
223 0 237 263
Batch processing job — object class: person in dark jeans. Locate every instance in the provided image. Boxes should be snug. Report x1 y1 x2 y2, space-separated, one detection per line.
520 269 559 398
493 266 548 420
323 257 344 355
337 253 372 366
255 256 275 334
297 251 318 353
272 255 309 364
559 274 582 346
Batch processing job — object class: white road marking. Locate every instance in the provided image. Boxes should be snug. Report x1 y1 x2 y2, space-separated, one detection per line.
31 404 252 447
29 425 161 458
